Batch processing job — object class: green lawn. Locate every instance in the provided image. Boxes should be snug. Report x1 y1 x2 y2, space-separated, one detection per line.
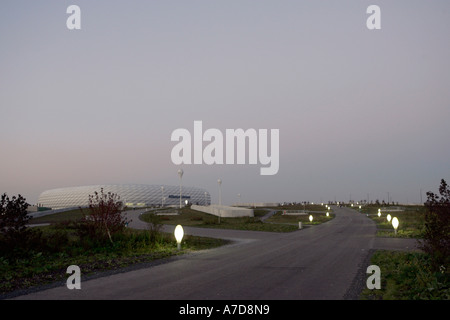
141 207 299 232
356 205 425 238
265 211 334 226
355 205 450 300
360 250 449 300
1 211 228 296
28 208 87 224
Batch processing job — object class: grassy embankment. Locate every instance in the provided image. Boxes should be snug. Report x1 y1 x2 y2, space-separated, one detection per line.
140 204 334 233
0 208 226 296
353 205 449 299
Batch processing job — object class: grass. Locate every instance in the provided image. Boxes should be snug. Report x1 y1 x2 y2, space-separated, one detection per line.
141 207 299 232
28 208 87 224
265 211 334 226
264 204 333 226
360 250 449 300
0 215 228 296
266 204 330 212
352 205 425 238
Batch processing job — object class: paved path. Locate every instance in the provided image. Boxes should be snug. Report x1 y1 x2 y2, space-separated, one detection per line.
13 206 419 300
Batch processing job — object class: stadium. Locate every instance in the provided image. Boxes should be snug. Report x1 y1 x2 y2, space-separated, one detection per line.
37 184 211 210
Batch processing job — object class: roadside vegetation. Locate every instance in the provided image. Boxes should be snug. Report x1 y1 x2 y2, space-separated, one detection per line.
357 205 425 238
140 207 299 232
359 179 449 300
0 190 226 296
360 250 449 300
265 204 333 226
140 204 334 233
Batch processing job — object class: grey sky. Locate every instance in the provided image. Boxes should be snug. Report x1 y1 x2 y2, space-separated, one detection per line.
1 1 449 205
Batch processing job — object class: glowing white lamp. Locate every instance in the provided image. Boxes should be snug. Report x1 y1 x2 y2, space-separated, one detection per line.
326 212 329 217
392 217 399 235
309 215 313 222
378 209 381 217
174 225 184 250
387 214 392 222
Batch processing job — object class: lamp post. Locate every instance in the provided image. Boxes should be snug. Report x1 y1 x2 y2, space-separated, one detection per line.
378 208 381 217
392 217 399 235
309 215 313 223
217 179 222 206
161 186 164 207
178 169 183 209
387 214 392 222
204 191 208 206
174 225 184 250
217 179 222 224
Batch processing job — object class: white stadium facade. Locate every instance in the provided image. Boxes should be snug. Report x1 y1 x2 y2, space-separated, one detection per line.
37 184 211 210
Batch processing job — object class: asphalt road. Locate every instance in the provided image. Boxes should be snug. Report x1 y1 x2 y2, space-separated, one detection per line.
13 206 419 300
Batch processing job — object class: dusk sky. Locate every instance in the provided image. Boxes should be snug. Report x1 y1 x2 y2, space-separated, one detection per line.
1 1 449 205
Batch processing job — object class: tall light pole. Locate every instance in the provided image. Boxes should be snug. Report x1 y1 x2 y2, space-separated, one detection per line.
204 191 208 206
178 169 183 209
217 179 222 206
161 186 164 207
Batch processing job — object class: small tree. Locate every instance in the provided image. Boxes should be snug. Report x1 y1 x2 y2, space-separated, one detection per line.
0 193 32 257
79 188 130 244
0 193 30 241
420 179 450 269
146 213 163 243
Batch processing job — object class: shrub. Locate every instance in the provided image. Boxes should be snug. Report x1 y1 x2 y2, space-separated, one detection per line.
0 193 32 258
145 213 163 243
420 179 450 270
78 188 131 244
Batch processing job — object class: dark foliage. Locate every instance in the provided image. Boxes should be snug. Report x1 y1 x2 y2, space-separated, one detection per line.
420 179 450 269
78 188 131 244
0 193 32 257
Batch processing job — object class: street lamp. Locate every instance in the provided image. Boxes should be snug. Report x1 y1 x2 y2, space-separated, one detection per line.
174 225 184 250
309 215 313 223
178 169 184 209
217 179 222 206
387 214 392 222
392 217 399 235
326 212 329 217
378 209 381 217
